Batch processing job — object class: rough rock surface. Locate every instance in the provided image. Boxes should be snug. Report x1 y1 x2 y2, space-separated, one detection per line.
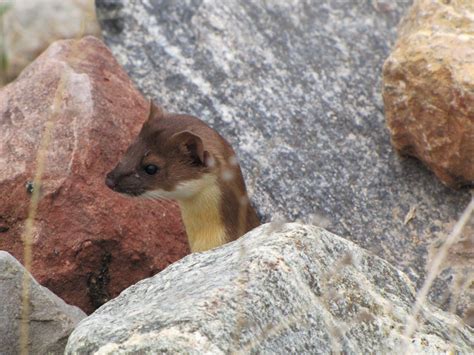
66 224 474 354
0 36 189 314
383 0 474 188
0 251 86 354
0 0 101 84
95 0 473 319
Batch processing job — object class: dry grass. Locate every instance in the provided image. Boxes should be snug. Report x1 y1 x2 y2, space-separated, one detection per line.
18 5 95 354
19 71 68 355
401 194 474 354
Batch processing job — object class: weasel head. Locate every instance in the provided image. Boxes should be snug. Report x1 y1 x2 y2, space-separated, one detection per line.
105 102 217 200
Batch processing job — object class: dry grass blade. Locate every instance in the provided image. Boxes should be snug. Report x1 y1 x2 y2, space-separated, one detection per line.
402 194 474 353
403 205 417 225
19 5 95 353
19 68 68 355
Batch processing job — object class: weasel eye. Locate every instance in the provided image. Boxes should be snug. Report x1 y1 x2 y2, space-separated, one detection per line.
144 164 159 175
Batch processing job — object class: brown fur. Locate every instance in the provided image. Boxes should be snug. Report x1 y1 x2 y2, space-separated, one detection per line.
106 101 260 251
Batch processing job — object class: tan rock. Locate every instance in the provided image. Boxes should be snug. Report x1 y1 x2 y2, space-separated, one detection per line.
0 36 189 314
0 0 101 84
382 0 474 188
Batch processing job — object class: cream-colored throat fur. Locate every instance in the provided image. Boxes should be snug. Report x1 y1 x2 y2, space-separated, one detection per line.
176 176 227 252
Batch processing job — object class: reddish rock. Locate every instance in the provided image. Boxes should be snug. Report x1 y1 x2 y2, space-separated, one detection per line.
383 0 474 188
0 36 189 314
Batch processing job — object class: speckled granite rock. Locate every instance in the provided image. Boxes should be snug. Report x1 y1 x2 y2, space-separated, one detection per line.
66 224 473 354
383 0 474 188
95 0 473 319
0 251 86 354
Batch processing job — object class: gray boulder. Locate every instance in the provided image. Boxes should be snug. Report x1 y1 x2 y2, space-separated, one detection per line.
94 0 472 318
66 224 473 354
0 251 86 355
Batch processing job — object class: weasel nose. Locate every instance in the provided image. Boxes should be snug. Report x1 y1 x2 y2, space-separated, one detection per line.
105 173 116 190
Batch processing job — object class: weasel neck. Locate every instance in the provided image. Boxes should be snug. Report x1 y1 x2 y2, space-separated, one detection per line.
178 178 227 253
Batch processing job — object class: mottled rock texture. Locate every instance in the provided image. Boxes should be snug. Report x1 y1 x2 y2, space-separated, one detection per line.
0 0 101 84
95 0 472 319
0 251 86 354
66 224 474 354
383 0 474 188
0 36 189 314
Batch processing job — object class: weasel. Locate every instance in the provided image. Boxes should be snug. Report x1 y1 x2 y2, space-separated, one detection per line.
105 101 260 252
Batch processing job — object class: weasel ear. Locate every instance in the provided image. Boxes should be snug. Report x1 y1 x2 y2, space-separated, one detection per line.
148 100 164 120
169 130 212 167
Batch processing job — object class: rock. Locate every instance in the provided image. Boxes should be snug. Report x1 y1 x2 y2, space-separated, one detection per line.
0 36 189 314
383 0 474 188
0 0 101 84
95 0 472 319
0 251 86 354
65 224 474 354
